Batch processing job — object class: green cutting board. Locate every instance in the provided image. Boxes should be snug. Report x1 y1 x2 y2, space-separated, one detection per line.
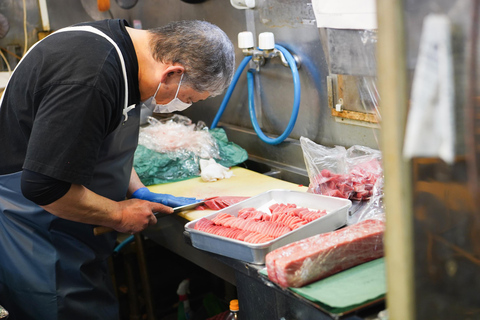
260 258 386 315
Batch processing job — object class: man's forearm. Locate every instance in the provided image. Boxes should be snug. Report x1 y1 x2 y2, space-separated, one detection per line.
40 181 169 234
40 183 122 228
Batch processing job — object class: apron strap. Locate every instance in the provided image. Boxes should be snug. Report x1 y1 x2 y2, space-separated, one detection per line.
0 25 135 122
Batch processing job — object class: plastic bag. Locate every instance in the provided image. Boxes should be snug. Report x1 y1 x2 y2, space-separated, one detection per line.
347 177 385 225
138 115 220 159
300 137 382 200
300 137 347 176
344 145 383 201
134 116 248 186
134 145 200 185
209 128 249 169
300 136 385 224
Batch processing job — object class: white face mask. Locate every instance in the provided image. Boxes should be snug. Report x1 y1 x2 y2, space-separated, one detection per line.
143 74 192 113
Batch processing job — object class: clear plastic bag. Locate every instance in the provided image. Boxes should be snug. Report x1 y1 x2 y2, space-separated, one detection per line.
300 136 348 179
300 137 382 200
347 177 385 225
134 116 248 186
300 136 385 224
344 145 383 201
138 115 220 160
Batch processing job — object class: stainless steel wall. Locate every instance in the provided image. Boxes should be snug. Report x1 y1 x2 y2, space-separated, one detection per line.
0 0 380 184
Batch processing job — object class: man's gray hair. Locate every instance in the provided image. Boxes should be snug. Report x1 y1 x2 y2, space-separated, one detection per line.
148 20 235 97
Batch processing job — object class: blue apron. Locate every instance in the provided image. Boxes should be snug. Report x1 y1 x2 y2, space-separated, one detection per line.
0 26 139 320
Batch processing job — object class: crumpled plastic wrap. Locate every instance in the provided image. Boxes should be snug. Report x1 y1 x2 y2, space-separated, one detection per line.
138 115 220 159
134 115 248 186
265 218 385 288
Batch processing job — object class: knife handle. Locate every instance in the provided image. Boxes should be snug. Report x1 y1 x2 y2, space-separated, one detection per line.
94 226 114 236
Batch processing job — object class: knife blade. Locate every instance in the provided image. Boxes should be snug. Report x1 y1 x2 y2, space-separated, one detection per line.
172 200 205 214
93 200 205 236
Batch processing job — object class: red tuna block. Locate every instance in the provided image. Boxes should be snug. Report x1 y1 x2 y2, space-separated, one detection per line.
265 219 385 288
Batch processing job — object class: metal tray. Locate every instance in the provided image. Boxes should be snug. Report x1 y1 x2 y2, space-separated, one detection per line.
184 189 352 264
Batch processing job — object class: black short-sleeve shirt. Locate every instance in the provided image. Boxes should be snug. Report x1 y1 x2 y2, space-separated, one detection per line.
0 19 140 185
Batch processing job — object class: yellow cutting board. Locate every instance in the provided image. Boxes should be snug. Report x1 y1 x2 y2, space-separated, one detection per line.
147 167 308 221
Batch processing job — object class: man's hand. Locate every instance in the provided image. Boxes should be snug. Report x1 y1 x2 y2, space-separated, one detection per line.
113 198 173 234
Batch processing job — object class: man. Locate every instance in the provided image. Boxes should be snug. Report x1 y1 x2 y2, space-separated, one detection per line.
0 19 235 319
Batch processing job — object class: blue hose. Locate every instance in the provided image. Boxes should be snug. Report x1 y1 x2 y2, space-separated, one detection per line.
248 44 301 145
211 44 300 145
211 55 252 129
113 234 135 254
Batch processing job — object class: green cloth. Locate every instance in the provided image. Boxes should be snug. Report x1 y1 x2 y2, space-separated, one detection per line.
260 258 386 315
134 128 248 186
209 128 248 168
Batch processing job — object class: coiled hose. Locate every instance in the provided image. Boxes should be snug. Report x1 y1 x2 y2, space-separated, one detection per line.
211 44 301 145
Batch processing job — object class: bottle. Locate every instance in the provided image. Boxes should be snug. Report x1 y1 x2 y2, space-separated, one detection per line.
225 299 239 320
177 279 193 320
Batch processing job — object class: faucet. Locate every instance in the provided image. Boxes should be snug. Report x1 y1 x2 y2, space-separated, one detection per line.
238 31 301 71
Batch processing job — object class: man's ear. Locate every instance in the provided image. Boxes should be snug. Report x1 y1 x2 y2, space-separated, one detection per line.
160 65 184 84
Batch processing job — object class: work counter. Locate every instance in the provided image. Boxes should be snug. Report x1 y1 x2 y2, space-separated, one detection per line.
142 167 385 320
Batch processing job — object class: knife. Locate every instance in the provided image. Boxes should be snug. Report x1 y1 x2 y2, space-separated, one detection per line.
172 200 205 213
93 200 205 236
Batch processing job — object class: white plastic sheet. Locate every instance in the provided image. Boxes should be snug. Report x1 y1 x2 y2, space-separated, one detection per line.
311 0 377 30
403 14 455 164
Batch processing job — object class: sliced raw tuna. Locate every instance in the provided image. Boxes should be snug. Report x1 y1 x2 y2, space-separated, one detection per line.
193 202 333 245
196 196 250 210
212 213 292 238
237 207 257 219
265 219 385 288
268 203 326 229
310 160 381 201
194 218 274 244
